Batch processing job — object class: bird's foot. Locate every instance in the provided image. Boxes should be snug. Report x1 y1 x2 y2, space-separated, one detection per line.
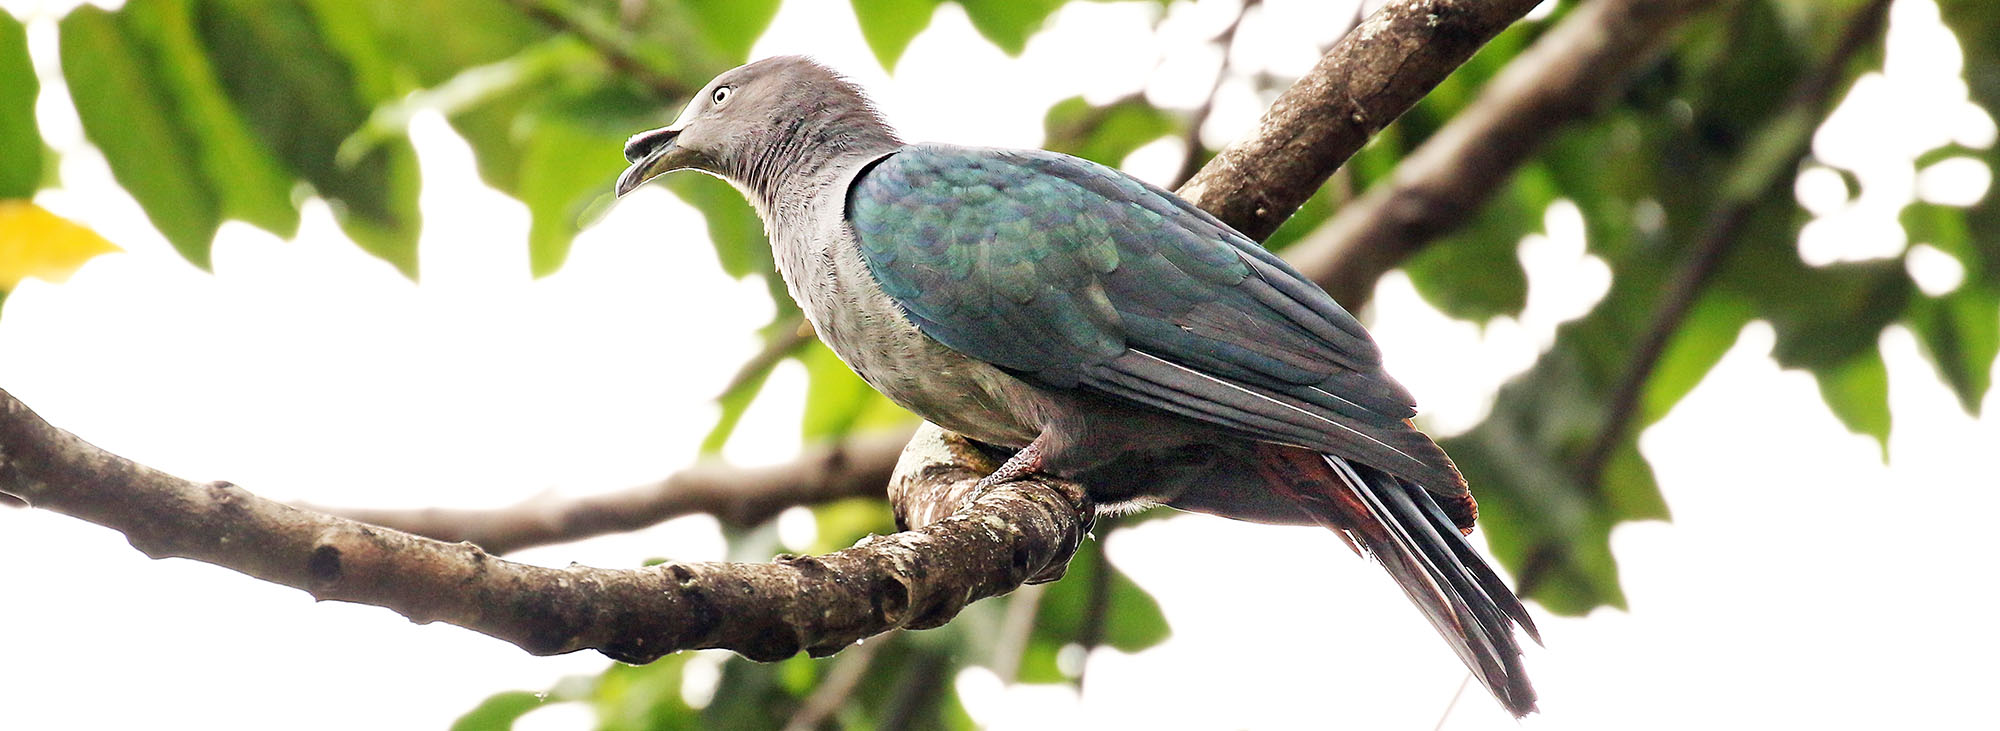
967 437 1048 503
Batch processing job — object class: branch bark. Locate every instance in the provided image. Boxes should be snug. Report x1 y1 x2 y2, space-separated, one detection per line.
1286 0 1726 301
305 432 908 555
1178 0 1544 242
0 389 1088 663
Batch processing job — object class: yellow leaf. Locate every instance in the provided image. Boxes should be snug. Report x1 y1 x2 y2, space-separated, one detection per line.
0 200 121 290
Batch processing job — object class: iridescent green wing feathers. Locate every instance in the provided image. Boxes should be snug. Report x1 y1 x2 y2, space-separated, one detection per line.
845 146 1463 493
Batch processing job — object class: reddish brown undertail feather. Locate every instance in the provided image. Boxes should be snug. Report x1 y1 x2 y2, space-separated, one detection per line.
1443 492 1478 535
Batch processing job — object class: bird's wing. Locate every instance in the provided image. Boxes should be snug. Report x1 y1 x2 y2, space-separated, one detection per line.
846 145 1462 493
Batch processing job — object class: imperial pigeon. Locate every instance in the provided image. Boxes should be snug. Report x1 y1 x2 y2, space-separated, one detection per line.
615 56 1539 716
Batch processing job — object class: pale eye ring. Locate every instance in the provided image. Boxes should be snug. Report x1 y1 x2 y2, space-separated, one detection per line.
711 86 733 106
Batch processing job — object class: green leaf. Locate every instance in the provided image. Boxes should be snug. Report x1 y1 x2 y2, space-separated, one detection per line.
698 656 802 731
1041 95 1181 168
701 359 771 454
121 0 300 238
60 6 221 267
591 655 700 731
665 172 798 309
196 0 422 276
0 12 43 199
665 173 769 277
683 0 783 63
1906 282 2000 414
810 497 898 554
1018 540 1168 683
449 690 549 731
954 0 1062 55
519 118 629 276
1401 165 1553 322
1642 293 1755 424
801 340 912 441
1812 349 1891 455
851 0 940 70
1261 184 1337 255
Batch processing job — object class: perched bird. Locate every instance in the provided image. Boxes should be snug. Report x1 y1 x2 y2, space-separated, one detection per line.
616 56 1539 716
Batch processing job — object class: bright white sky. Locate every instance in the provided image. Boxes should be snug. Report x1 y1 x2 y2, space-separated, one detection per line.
1 0 1995 729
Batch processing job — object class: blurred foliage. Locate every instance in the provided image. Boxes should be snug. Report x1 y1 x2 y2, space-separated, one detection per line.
3 0 1997 726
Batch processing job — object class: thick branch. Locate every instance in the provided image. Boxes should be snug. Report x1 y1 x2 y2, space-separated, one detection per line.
0 389 1089 663
1288 0 1726 305
1177 0 1543 242
306 432 908 555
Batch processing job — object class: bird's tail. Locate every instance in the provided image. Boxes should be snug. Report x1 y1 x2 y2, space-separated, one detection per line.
1251 443 1541 717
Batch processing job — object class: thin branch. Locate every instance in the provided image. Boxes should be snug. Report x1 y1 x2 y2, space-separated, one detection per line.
304 432 909 555
1570 0 1893 486
720 316 815 399
782 630 892 731
1287 0 1727 304
510 0 692 99
1178 0 1545 242
1515 0 1892 595
0 389 1090 663
989 583 1047 683
1167 0 1260 190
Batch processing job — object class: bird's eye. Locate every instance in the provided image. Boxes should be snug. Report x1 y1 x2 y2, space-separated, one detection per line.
711 86 733 106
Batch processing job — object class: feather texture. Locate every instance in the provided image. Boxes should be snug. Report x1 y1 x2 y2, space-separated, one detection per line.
847 145 1464 493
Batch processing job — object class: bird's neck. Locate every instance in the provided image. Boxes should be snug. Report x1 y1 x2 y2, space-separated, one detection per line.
729 102 901 217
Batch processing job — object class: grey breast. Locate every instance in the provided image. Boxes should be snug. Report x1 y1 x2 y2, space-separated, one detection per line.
757 158 1048 449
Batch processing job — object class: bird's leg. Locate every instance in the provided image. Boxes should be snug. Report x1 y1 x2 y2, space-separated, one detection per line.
970 433 1049 499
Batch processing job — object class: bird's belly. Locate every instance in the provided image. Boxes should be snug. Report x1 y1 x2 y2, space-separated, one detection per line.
777 227 1044 448
827 320 1043 448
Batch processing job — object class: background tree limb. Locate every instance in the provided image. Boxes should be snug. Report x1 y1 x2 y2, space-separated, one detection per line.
305 432 909 555
1287 0 1726 302
1178 0 1544 242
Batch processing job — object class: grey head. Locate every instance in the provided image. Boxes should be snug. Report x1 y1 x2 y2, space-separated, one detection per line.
615 56 902 209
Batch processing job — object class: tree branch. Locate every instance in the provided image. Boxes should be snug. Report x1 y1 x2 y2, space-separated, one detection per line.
0 389 1088 663
1287 0 1726 305
1177 0 1544 242
1569 0 1893 488
510 0 693 99
304 432 909 555
1514 0 1892 596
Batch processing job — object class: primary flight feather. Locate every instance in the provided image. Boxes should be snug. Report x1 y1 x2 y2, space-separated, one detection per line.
616 56 1539 716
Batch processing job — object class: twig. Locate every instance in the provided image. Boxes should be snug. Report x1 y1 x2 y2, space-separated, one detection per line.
1167 0 1260 189
1286 0 1728 304
509 0 691 99
720 316 815 399
1177 0 1545 242
989 583 1047 683
782 630 893 731
1431 672 1473 731
304 432 909 554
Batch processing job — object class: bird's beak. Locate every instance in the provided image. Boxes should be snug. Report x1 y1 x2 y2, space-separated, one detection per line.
615 125 687 197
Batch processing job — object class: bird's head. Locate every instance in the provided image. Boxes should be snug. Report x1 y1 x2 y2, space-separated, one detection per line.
615 56 894 198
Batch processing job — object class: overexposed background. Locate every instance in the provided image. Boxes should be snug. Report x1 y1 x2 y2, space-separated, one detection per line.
3 0 1996 728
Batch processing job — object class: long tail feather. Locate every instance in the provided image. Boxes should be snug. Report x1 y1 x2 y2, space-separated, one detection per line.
1252 444 1539 717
